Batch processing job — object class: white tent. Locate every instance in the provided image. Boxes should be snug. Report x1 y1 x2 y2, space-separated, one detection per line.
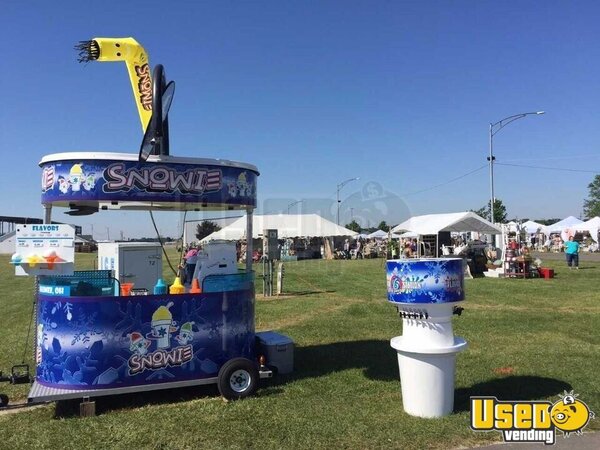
397 231 418 238
521 220 546 235
576 217 600 242
392 212 501 235
367 230 388 239
201 214 358 242
577 216 600 231
355 233 369 239
545 216 583 234
506 221 519 233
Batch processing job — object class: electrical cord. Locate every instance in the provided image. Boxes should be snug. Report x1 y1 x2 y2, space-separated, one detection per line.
496 162 600 174
149 210 178 276
403 164 488 196
149 210 187 277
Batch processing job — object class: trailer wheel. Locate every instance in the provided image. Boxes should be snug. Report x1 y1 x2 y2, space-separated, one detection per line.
217 358 259 400
0 394 8 408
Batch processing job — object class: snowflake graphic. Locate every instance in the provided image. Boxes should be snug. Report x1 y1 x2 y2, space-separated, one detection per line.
390 262 413 277
69 310 103 345
50 301 74 321
427 289 448 303
424 261 450 284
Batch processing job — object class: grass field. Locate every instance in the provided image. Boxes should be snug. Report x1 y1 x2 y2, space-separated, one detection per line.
0 251 598 449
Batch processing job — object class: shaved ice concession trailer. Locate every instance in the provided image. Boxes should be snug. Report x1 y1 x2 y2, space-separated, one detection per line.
9 37 293 412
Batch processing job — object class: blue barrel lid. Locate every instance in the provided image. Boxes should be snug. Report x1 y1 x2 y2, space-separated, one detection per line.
386 258 465 304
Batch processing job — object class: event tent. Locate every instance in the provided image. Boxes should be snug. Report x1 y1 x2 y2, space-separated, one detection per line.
577 216 600 231
200 214 357 242
575 217 600 242
396 231 418 238
544 216 583 233
391 212 501 235
367 230 388 239
521 220 546 235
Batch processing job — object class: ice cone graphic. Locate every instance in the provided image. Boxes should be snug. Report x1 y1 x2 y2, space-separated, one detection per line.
148 302 177 349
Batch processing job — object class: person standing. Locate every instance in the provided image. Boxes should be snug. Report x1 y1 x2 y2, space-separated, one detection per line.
356 239 363 259
343 239 350 259
184 246 199 282
564 236 580 269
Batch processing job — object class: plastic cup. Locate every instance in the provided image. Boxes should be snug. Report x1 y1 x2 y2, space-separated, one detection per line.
121 283 134 296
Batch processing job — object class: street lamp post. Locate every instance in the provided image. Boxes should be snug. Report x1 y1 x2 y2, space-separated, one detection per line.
336 177 359 225
286 200 304 214
488 111 544 224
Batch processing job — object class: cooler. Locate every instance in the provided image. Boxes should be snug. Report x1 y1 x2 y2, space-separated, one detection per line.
538 267 555 279
256 331 294 374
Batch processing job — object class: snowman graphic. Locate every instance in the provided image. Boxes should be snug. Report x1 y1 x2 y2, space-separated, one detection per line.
227 182 238 198
69 164 84 191
146 302 178 349
129 332 151 355
237 172 248 196
58 176 70 194
176 322 195 345
83 173 96 191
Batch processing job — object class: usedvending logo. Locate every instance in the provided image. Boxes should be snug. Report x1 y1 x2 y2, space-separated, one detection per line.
470 392 595 445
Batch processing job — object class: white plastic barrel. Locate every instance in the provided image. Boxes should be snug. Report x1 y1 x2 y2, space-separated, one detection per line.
386 258 468 418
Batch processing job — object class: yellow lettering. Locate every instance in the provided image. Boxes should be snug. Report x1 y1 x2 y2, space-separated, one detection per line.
495 403 513 429
471 398 495 430
514 404 532 429
533 403 552 429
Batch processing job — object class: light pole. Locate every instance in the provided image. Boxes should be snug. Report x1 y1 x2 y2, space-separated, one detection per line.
336 177 359 225
286 200 304 214
488 111 544 223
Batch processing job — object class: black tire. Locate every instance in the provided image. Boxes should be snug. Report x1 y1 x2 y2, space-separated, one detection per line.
0 394 8 408
217 358 259 400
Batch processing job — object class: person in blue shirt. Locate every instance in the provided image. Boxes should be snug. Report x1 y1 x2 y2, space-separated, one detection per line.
564 236 580 269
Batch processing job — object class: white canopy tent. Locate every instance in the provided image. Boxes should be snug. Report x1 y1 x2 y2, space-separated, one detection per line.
521 220 546 235
201 214 358 242
577 216 600 231
367 230 388 239
392 212 501 257
396 231 418 238
575 217 600 242
544 216 583 234
392 212 501 235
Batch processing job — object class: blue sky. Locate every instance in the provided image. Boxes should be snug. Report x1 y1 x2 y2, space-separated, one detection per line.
1 1 599 238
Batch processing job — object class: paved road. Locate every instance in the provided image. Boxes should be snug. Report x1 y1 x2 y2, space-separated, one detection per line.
473 431 600 449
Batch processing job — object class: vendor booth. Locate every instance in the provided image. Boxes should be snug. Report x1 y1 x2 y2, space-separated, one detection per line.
391 212 501 258
544 216 583 235
201 213 357 260
10 36 293 409
27 154 278 404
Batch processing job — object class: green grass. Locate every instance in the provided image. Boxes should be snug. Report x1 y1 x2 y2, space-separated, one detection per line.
0 253 598 449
